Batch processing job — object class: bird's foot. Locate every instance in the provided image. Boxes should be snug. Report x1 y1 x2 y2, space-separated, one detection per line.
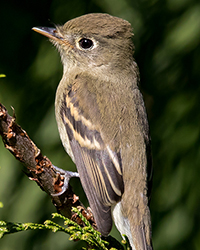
51 165 79 196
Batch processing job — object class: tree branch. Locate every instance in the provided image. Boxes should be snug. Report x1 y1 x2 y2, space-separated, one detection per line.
0 102 97 231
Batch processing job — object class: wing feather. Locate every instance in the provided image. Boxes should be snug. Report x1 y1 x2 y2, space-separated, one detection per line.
60 89 124 235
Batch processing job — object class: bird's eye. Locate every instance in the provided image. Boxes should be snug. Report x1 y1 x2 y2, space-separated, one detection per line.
78 38 94 49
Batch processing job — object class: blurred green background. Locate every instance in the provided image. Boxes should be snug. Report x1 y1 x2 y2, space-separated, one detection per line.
0 0 200 249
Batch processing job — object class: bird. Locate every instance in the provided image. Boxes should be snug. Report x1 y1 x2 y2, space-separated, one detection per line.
33 13 153 250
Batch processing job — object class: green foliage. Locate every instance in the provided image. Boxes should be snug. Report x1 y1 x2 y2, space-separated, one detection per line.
0 208 129 250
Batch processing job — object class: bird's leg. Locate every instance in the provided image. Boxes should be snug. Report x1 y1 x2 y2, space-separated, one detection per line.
51 165 79 196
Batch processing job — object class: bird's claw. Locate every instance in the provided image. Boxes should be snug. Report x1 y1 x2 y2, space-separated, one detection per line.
51 165 79 196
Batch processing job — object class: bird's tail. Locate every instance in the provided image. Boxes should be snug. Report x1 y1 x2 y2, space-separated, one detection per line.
112 202 153 250
129 208 153 250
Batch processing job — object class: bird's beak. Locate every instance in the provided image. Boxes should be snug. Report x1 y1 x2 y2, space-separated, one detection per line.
32 26 73 48
32 27 60 40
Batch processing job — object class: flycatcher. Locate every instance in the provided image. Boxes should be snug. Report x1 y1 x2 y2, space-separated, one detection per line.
33 13 153 250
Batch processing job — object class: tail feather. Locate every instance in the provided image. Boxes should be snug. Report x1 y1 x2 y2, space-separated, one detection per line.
131 222 153 250
112 202 153 250
130 206 153 250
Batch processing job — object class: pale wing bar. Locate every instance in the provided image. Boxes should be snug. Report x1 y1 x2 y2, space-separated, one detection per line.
60 91 124 235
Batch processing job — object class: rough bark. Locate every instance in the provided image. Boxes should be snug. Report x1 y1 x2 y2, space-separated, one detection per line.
0 103 97 230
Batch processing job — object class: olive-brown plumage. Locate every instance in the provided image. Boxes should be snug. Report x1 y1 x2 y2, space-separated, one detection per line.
33 13 153 250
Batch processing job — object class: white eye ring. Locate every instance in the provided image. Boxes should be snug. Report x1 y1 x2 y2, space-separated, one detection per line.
76 37 97 51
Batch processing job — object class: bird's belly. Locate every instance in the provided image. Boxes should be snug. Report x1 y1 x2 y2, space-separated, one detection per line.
112 201 135 250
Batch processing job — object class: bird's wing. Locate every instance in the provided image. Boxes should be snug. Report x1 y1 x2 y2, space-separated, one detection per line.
59 78 124 236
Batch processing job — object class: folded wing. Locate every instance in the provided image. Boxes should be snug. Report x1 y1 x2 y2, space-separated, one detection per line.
60 87 124 235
